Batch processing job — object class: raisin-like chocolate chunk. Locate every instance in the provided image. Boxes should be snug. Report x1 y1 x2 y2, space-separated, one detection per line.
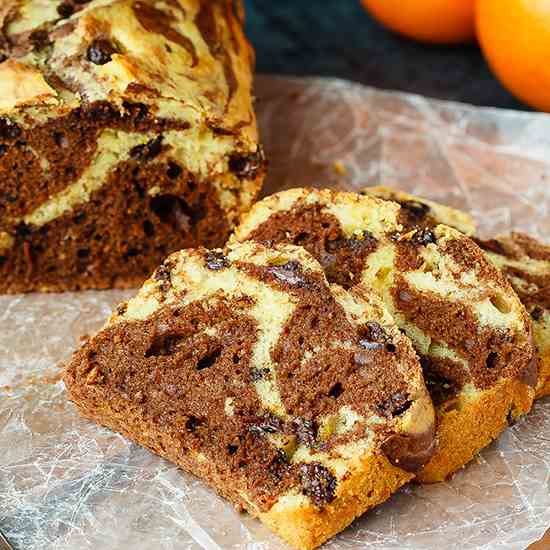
29 29 51 50
531 306 545 321
413 227 437 246
377 391 412 417
292 417 317 447
421 358 459 406
299 462 337 506
0 144 6 158
87 39 118 65
267 261 308 287
229 149 264 179
250 367 270 381
57 2 74 17
185 416 201 432
15 222 31 238
205 251 230 271
249 414 283 436
153 263 172 291
400 200 430 222
130 136 163 161
359 321 393 351
0 118 22 140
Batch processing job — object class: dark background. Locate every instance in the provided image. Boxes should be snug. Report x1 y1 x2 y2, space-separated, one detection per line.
244 0 526 111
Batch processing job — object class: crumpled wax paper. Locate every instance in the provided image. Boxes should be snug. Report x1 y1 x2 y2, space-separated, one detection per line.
1 75 550 550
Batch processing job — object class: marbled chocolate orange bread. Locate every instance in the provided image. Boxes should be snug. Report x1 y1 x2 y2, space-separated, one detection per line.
65 241 435 550
0 0 264 293
365 186 550 399
231 188 536 483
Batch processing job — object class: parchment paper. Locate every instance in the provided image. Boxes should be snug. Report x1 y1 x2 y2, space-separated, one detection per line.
1 76 549 550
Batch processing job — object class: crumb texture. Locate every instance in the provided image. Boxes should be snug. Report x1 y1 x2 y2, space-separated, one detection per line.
232 188 536 482
65 241 435 549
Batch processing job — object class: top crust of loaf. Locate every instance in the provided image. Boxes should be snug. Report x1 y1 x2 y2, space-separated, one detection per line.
0 0 257 140
362 185 477 237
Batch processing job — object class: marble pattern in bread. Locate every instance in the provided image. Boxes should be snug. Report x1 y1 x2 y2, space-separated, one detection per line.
65 241 435 550
0 0 264 293
231 188 536 483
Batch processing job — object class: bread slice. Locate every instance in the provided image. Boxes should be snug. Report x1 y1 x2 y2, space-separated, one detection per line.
362 185 477 236
475 233 550 399
0 0 264 293
364 186 550 400
64 241 435 550
231 188 536 483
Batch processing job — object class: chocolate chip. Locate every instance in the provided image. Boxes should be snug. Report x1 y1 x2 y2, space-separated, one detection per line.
154 265 172 282
531 306 545 321
205 251 230 271
0 118 22 140
377 391 412 417
29 30 51 50
143 220 155 237
196 348 222 370
299 462 337 506
0 256 6 267
185 416 201 431
57 2 74 17
413 227 437 246
292 418 317 447
228 149 264 179
401 200 430 222
130 136 163 161
3 192 16 203
167 162 182 180
486 351 498 369
77 248 90 259
267 261 308 287
15 222 31 238
227 444 238 455
328 382 344 399
249 414 283 435
421 358 459 406
359 321 393 351
87 39 118 65
250 368 270 381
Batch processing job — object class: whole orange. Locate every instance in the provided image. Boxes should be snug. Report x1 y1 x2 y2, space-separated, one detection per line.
360 0 476 44
477 0 550 112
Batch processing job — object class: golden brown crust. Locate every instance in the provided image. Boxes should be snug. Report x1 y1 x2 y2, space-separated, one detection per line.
0 0 257 138
416 377 533 483
259 454 411 550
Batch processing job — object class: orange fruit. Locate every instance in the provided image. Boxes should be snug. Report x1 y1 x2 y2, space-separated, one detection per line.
360 0 476 45
477 0 550 112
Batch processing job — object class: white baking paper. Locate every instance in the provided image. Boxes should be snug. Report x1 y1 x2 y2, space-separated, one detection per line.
1 76 549 550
